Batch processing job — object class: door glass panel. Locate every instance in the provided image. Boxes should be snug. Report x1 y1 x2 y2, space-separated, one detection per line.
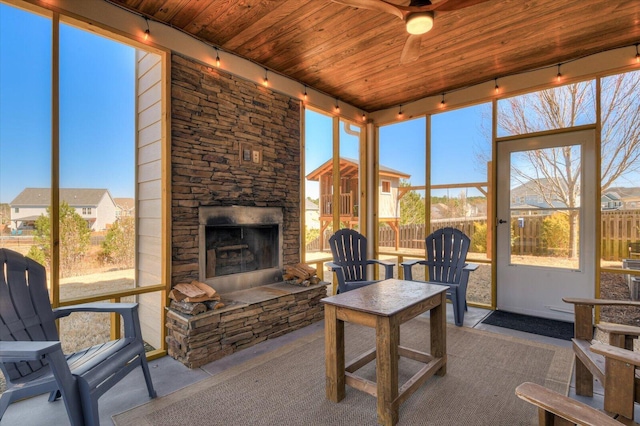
509 144 581 270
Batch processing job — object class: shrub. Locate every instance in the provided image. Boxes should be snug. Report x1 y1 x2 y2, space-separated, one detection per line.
101 216 135 268
470 221 487 253
541 212 570 256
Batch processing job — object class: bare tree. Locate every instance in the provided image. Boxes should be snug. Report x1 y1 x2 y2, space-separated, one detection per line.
498 71 640 258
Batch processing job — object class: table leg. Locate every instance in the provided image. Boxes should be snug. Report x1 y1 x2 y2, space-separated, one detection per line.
376 315 399 426
430 291 447 376
325 304 345 402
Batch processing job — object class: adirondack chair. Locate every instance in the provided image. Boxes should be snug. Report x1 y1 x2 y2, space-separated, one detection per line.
0 248 156 426
516 382 621 426
401 227 477 326
563 297 640 424
326 229 395 294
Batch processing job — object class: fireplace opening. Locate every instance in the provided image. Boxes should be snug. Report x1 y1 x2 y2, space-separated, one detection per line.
199 206 283 294
205 224 278 278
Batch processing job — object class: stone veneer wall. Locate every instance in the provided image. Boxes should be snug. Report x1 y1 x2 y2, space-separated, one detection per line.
166 283 326 368
170 54 301 285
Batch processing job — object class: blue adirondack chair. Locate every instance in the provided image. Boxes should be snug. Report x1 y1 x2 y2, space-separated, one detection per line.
401 227 478 326
327 228 395 294
0 248 156 425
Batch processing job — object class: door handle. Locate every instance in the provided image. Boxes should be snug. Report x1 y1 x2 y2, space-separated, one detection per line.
498 219 507 224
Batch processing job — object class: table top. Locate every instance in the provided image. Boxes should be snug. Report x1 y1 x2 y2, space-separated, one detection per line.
321 279 448 317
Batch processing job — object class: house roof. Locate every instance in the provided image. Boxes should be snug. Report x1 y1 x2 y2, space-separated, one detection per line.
114 198 135 210
10 188 111 207
306 157 410 181
305 199 318 211
114 1 640 112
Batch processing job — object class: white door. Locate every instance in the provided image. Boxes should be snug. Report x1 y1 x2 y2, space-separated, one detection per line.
496 128 596 321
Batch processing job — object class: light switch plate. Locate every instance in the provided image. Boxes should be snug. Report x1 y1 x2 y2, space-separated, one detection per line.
252 150 260 163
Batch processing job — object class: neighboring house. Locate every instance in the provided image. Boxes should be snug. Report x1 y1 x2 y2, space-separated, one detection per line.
602 187 640 210
305 199 319 230
306 157 410 248
10 188 118 231
114 197 136 219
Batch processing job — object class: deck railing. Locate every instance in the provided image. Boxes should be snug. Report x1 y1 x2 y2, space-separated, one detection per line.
320 193 354 217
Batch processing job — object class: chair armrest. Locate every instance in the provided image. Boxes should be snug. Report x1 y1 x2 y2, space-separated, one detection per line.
400 259 427 281
464 263 479 272
597 322 640 337
54 302 142 339
366 259 395 279
562 298 640 308
400 259 425 268
0 341 63 363
366 259 395 268
515 382 620 426
326 261 347 294
590 342 640 366
53 302 138 319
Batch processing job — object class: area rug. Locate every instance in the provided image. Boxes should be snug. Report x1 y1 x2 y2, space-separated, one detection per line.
113 318 573 426
482 310 575 341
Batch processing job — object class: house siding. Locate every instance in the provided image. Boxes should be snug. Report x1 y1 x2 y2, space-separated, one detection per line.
136 49 164 350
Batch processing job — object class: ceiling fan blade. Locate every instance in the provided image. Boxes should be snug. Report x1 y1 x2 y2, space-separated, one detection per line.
431 0 491 12
330 0 404 19
400 34 422 64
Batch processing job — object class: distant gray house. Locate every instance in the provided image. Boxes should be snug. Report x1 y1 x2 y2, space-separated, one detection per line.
601 187 640 210
10 188 118 231
114 197 136 219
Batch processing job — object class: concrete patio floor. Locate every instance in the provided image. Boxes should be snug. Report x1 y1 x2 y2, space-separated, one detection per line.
0 303 617 425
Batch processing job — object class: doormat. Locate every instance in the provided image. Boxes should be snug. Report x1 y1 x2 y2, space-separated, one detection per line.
481 310 574 341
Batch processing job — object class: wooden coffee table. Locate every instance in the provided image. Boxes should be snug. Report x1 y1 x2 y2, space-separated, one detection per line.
321 279 448 426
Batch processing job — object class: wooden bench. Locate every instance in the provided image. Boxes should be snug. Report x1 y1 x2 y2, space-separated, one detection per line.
564 298 640 423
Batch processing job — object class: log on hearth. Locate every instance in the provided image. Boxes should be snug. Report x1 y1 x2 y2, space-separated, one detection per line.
170 300 207 315
283 263 321 286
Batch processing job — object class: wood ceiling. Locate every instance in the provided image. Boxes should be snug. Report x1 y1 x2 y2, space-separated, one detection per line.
110 0 640 112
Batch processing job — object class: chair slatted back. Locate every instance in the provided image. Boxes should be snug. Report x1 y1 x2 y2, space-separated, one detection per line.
0 249 59 381
425 227 470 285
329 229 369 282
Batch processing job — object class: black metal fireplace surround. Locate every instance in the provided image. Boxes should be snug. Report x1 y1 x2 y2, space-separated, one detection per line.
199 206 283 294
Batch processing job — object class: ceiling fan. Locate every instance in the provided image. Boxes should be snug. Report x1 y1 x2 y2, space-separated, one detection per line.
331 0 491 63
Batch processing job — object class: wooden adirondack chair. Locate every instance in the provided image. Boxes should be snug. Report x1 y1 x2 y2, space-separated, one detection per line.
562 297 640 424
401 227 478 326
0 248 156 426
326 229 395 294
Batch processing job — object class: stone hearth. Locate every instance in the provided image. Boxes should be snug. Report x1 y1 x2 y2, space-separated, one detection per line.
166 282 326 368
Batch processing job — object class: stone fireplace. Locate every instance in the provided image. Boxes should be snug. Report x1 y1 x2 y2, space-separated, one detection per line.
199 206 283 294
166 54 325 368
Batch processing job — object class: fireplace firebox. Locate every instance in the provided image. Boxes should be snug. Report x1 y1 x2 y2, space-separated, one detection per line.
199 206 283 294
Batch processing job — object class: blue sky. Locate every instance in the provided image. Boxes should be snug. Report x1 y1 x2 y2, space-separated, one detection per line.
0 3 135 204
305 105 491 199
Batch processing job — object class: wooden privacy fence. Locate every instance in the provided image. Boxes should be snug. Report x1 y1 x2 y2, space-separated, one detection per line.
307 209 640 261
